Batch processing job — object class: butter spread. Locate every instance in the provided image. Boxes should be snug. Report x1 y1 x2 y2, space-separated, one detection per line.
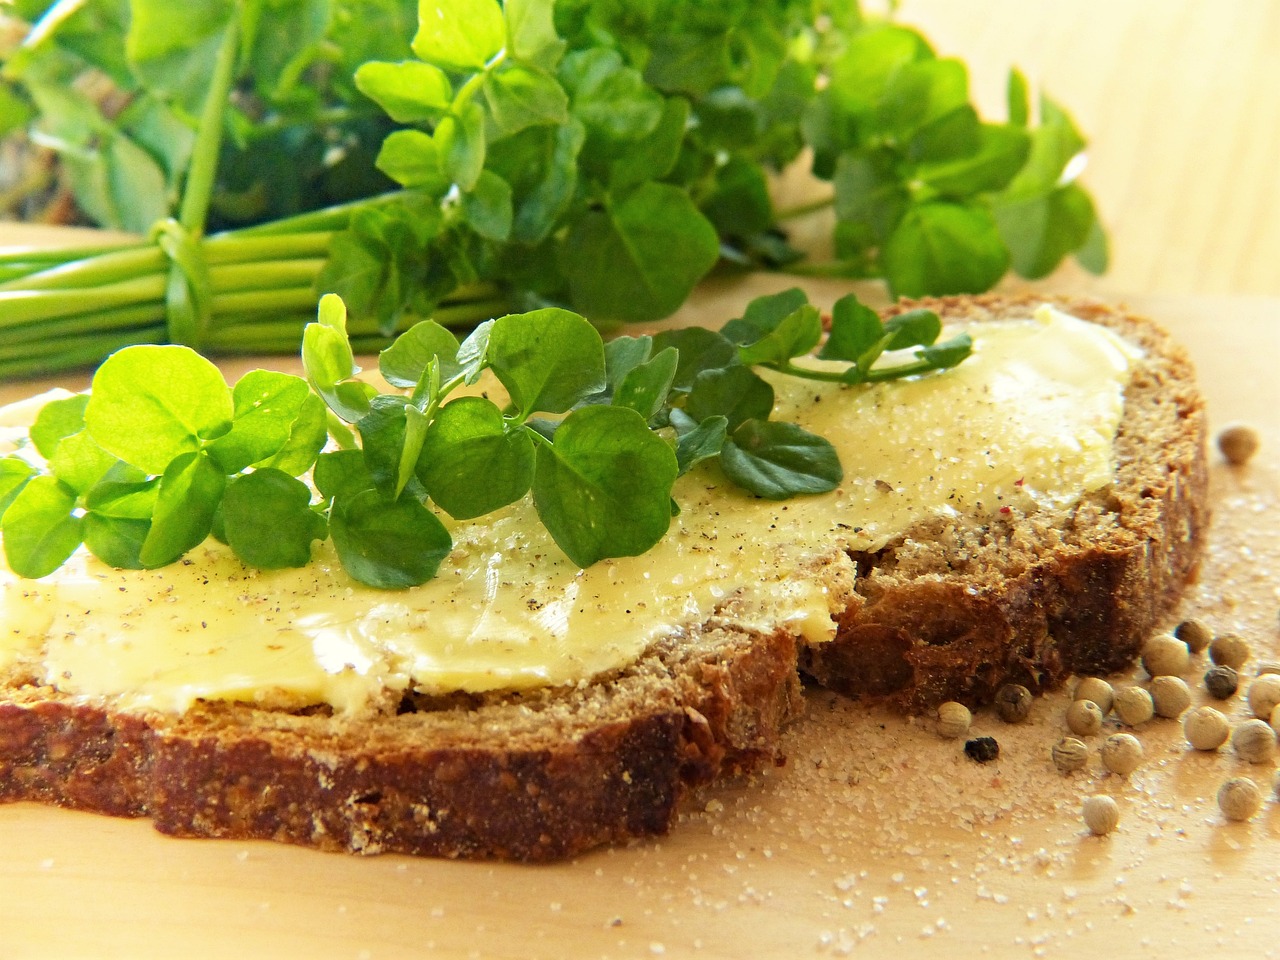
0 305 1141 714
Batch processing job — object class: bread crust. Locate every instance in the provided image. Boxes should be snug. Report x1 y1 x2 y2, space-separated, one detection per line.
0 294 1208 858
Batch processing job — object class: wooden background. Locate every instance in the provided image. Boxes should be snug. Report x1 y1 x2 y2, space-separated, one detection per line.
2 2 1280 958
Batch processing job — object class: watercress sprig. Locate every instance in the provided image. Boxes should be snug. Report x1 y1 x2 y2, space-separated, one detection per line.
1 287 965 586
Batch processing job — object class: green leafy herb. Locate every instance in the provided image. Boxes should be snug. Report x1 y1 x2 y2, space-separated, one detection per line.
0 283 973 586
0 1 1103 380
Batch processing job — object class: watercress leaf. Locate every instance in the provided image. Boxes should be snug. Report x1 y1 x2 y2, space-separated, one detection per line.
736 305 823 366
84 478 160 520
643 31 730 97
503 0 562 67
456 319 494 383
436 101 486 191
532 405 677 568
674 414 728 475
1007 67 1030 127
255 393 329 476
329 489 452 588
303 297 374 423
603 335 654 392
126 0 234 113
995 181 1097 280
883 201 1009 298
82 514 152 570
138 452 226 567
917 332 973 369
411 0 506 72
819 293 884 361
652 326 738 393
353 60 453 125
101 132 170 235
613 346 678 421
0 458 35 518
1000 93 1087 200
374 129 447 190
721 288 810 346
1 476 81 578
206 370 313 474
415 396 534 519
460 169 513 241
490 119 584 244
875 57 970 144
314 449 375 502
907 104 980 165
379 320 461 388
357 394 410 498
222 469 325 569
559 48 663 143
828 23 932 117
561 181 720 323
488 308 606 416
915 122 1031 197
47 429 118 495
833 151 909 244
483 64 569 138
30 394 89 458
85 345 233 475
1075 214 1110 275
884 308 942 349
701 156 773 239
607 95 688 192
721 420 843 500
686 365 775 432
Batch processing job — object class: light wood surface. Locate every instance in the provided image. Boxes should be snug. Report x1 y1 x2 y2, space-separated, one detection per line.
3 3 1280 958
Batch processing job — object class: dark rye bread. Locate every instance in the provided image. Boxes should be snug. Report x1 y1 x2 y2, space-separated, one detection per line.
0 294 1207 860
801 294 1209 710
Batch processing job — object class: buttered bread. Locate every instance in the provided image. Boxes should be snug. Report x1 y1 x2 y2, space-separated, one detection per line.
0 294 1208 859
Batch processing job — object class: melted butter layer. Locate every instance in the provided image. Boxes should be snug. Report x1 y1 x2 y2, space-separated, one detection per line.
0 306 1140 714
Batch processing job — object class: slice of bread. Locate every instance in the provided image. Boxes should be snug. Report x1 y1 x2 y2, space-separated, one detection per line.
800 295 1208 710
0 294 1207 860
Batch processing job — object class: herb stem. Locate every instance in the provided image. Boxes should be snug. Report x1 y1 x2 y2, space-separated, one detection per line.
774 195 836 221
177 15 241 235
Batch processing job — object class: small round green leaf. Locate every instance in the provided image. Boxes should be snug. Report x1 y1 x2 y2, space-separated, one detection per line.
138 451 226 567
488 308 606 416
1 475 83 579
416 397 534 519
329 490 452 589
222 470 326 569
411 0 506 72
532 405 677 568
721 420 843 500
85 345 233 475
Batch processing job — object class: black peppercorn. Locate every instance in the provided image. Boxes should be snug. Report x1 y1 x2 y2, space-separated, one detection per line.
1204 664 1239 700
995 683 1033 723
964 736 1000 763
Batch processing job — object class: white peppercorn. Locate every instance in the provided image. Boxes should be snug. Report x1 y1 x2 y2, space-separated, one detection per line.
1209 632 1250 670
1051 737 1089 774
1255 661 1280 677
1183 706 1230 750
1217 423 1260 466
995 683 1033 723
1174 617 1214 654
936 701 972 739
1073 676 1114 714
1150 675 1192 719
1274 769 1280 801
1141 633 1190 677
1231 718 1277 764
1272 703 1280 736
1112 686 1154 726
1101 733 1144 775
1246 674 1280 720
1203 664 1239 700
1217 777 1263 822
1065 698 1104 737
1082 795 1120 836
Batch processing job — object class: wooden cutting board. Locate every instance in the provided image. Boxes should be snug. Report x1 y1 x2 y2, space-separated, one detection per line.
0 285 1277 960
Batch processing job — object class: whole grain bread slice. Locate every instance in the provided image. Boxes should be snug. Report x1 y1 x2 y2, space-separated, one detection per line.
0 294 1207 859
801 294 1209 710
